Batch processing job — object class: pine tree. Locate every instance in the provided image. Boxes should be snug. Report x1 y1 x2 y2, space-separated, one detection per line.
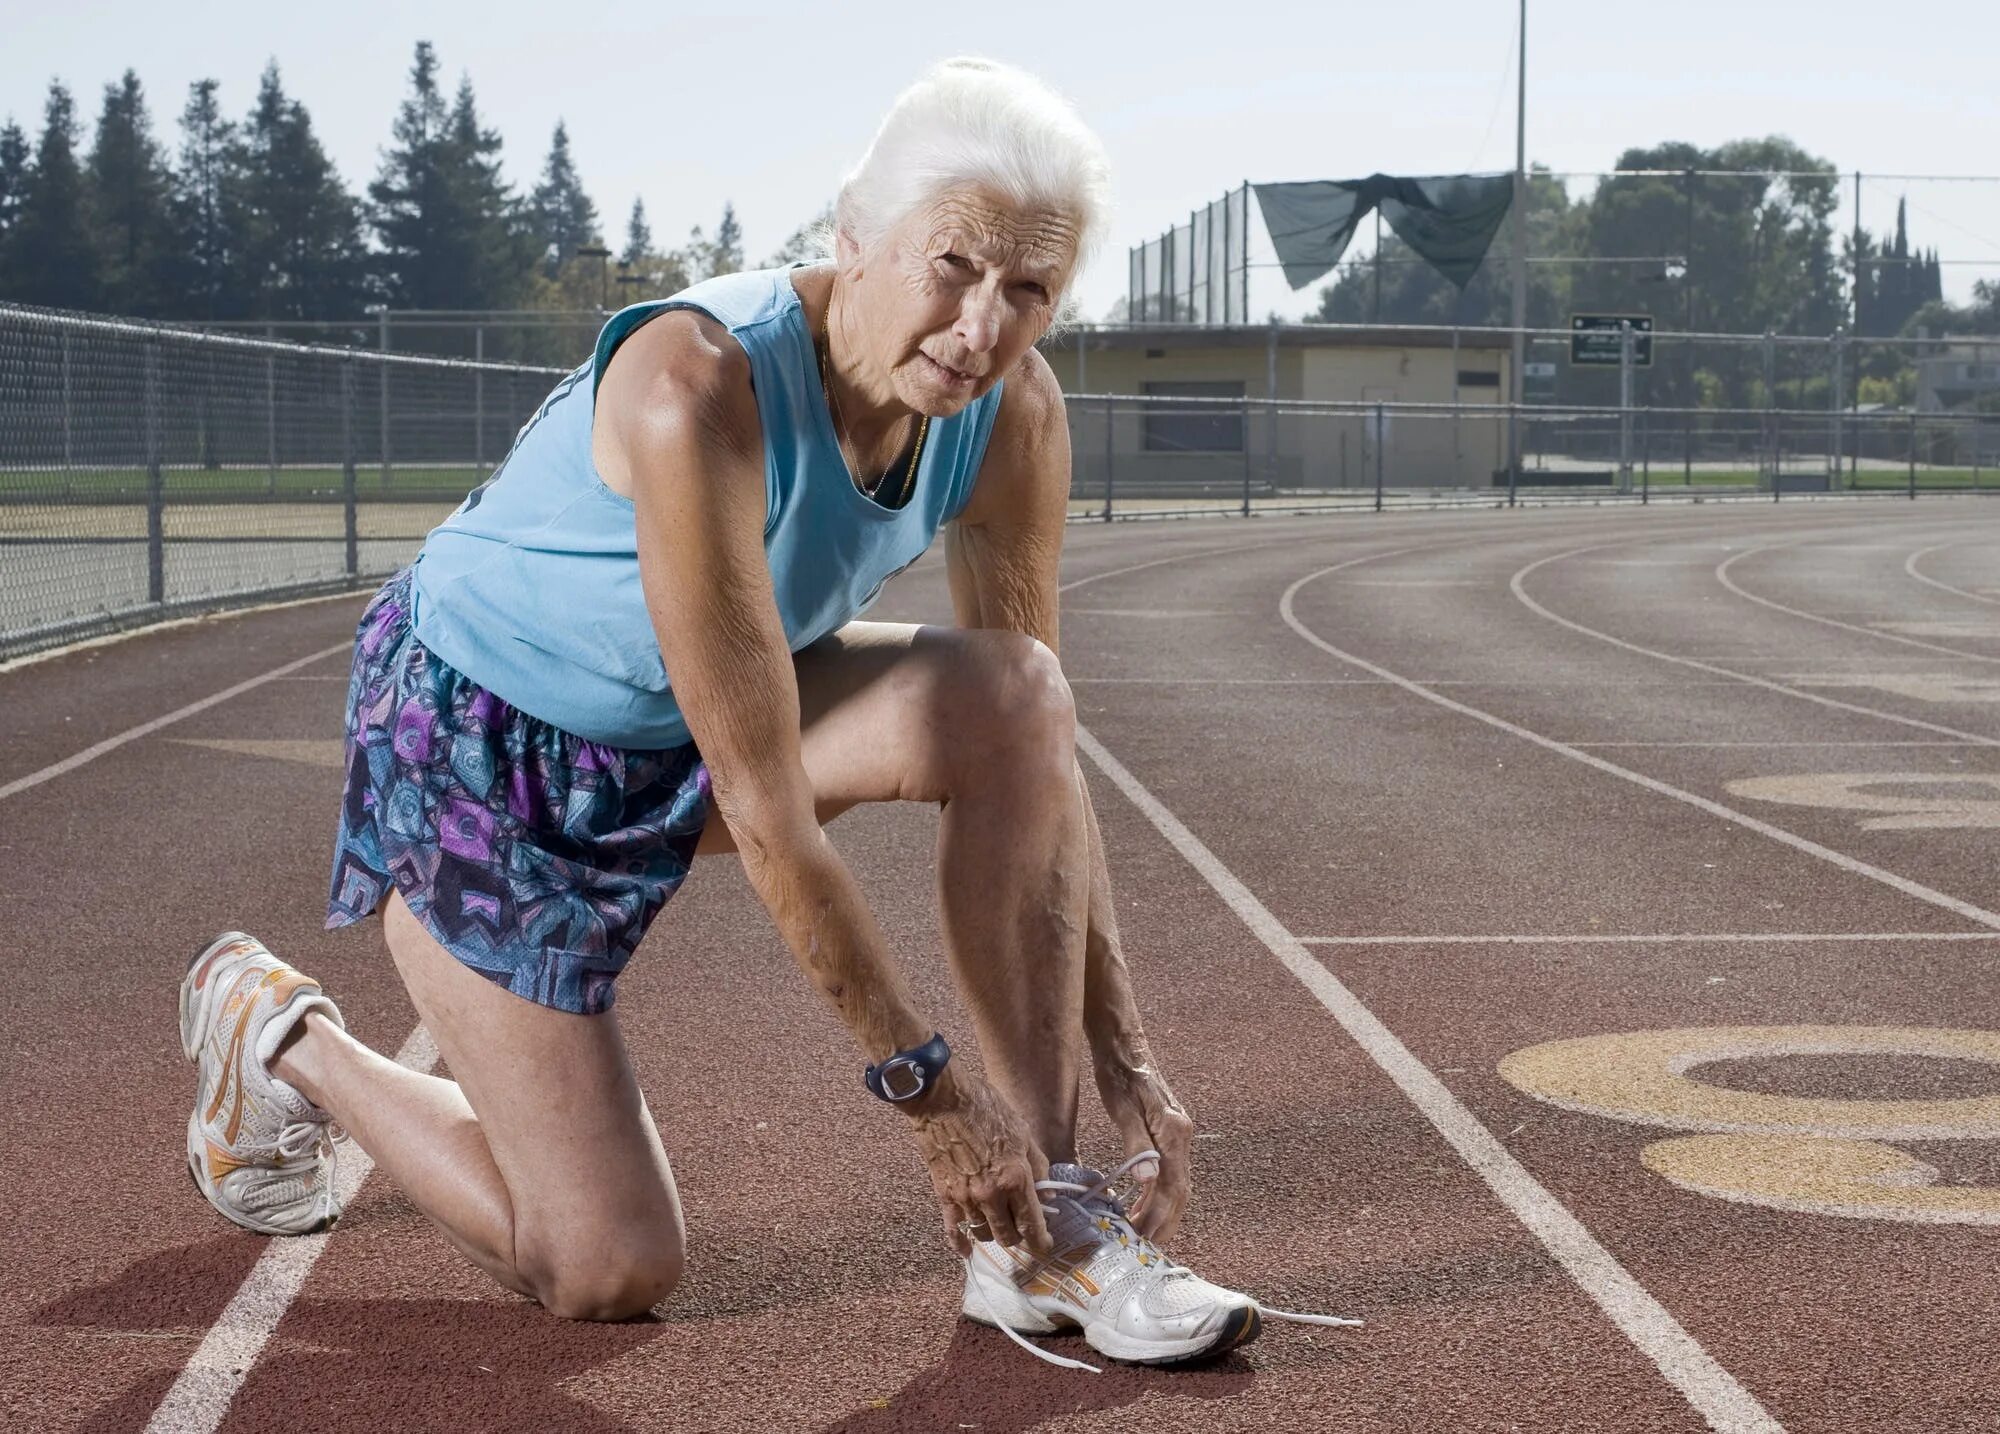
171 78 237 321
369 44 531 313
621 196 651 266
85 69 176 315
234 61 368 321
367 41 451 309
711 200 743 276
8 81 101 310
528 120 598 275
0 120 29 245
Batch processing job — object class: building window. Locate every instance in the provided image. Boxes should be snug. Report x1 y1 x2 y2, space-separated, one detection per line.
1456 370 1501 388
1142 380 1246 453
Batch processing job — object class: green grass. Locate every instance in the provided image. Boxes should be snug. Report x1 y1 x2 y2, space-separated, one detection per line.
0 465 489 499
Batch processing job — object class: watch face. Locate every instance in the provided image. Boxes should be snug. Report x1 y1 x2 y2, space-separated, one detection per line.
882 1060 925 1099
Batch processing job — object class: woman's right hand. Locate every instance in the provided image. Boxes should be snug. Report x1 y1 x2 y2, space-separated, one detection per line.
906 1071 1053 1258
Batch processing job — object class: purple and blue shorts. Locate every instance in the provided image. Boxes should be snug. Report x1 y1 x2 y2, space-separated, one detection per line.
326 567 710 1014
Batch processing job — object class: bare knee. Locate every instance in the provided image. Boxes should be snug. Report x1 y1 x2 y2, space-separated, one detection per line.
524 1230 686 1321
953 633 1075 787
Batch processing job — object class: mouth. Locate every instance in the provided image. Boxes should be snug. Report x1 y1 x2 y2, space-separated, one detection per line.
922 352 979 387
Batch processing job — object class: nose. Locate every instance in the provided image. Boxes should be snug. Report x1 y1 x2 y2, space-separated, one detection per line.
953 281 1004 356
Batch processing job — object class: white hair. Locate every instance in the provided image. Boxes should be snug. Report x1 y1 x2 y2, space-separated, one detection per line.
820 57 1112 327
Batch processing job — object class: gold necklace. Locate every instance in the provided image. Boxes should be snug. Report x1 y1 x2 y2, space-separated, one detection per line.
819 304 929 508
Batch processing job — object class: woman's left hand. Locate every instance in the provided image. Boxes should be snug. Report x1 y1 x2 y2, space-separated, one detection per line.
1092 1052 1194 1242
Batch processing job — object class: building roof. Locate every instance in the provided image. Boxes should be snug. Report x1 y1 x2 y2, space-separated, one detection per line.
1053 323 1513 354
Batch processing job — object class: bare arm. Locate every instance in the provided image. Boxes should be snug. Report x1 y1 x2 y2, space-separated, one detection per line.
947 349 1194 1238
597 313 1051 1253
598 313 939 1069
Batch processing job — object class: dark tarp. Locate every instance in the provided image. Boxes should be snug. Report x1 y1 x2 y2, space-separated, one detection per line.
1251 174 1515 291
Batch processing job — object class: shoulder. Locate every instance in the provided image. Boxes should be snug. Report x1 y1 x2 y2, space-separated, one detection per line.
989 345 1065 455
957 346 1068 528
596 307 762 474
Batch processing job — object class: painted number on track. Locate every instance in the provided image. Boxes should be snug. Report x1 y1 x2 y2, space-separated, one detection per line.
1725 772 2000 829
1499 1026 2000 1224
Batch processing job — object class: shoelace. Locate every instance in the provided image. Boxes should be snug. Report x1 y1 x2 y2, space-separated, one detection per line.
242 1117 349 1227
963 1149 1362 1373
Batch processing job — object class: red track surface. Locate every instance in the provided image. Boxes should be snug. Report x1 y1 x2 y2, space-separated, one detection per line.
5 500 2000 1432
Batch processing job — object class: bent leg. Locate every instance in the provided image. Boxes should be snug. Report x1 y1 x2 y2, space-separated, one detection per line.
692 622 1089 1163
275 888 684 1319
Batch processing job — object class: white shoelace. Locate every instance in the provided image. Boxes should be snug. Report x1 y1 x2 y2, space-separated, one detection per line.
242 1118 348 1226
963 1149 1362 1373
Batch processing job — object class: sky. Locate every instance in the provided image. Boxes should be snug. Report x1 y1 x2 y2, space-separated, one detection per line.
8 1 1999 322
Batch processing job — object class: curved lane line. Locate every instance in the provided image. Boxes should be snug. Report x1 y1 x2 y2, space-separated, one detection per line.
0 640 355 803
1716 542 2000 667
1510 542 2000 750
1290 561 2000 925
1905 542 2000 609
1085 541 1781 1432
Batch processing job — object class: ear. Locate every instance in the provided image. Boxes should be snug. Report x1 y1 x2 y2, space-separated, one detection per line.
833 222 864 280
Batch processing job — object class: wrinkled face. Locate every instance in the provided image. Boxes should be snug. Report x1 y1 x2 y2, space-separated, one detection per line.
841 186 1080 417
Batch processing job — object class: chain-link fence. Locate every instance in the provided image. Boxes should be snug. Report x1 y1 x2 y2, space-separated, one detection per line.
6 303 1995 661
1 304 565 662
1062 390 1997 521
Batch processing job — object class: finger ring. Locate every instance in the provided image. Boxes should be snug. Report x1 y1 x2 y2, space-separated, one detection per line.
958 1218 993 1240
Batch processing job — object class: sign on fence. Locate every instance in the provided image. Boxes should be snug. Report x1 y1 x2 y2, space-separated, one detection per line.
1570 314 1653 367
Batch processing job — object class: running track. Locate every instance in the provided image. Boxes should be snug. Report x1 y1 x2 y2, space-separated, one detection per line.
5 499 2000 1432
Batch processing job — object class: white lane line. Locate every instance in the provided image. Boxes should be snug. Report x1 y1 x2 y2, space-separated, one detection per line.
0 641 354 802
1075 723 1782 1434
1570 740 1982 748
144 1025 439 1434
1301 932 2000 946
1287 565 2000 929
1717 543 2000 667
1510 545 2000 750
1905 543 2000 609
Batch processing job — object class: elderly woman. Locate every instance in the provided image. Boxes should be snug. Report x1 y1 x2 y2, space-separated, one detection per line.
177 58 1334 1369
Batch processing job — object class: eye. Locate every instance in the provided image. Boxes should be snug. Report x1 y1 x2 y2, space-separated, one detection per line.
1018 282 1049 301
940 253 974 272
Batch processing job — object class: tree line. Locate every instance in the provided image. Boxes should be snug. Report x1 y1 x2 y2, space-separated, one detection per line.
0 41 829 359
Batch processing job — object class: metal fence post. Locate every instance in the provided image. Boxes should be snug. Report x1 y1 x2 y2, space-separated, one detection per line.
1265 318 1278 497
1240 395 1252 517
1642 417 1651 505
474 325 486 479
1763 329 1777 500
1829 331 1844 491
1374 402 1385 512
1507 390 1519 508
145 340 164 605
1909 409 1918 499
1618 322 1635 494
378 310 391 488
343 358 359 577
1102 394 1115 522
60 328 74 479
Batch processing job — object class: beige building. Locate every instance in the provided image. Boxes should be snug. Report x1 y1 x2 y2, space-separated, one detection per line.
1043 324 1513 495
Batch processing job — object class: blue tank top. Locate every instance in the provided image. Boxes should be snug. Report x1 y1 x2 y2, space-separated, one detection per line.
409 265 1005 748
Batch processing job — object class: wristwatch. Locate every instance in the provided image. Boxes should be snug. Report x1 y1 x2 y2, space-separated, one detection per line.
864 1033 952 1104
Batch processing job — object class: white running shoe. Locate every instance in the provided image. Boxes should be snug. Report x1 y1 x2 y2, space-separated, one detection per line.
180 931 348 1236
961 1151 1360 1372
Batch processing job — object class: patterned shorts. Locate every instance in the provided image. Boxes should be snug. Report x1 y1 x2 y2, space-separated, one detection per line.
325 567 711 1014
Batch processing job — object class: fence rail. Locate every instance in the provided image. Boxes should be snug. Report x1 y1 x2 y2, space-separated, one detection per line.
3 303 1994 663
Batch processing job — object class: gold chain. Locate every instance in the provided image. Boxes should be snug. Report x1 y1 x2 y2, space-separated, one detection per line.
819 299 929 508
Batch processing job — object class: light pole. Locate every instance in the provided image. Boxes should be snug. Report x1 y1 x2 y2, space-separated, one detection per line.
1506 0 1528 490
580 245 608 310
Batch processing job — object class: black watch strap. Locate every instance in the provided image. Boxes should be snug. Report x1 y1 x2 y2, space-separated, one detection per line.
864 1033 951 1104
